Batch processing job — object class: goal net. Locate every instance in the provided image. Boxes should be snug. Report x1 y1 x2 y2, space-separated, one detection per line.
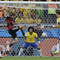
0 1 60 56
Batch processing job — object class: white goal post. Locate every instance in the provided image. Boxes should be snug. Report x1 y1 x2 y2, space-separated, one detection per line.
0 1 60 4
0 1 60 10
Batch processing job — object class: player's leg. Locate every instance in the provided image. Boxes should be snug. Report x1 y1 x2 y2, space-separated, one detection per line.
51 45 57 56
8 29 18 47
8 25 24 45
11 33 18 44
18 42 30 56
5 41 12 56
0 48 2 57
0 51 3 58
10 26 24 44
50 37 60 56
56 36 60 53
31 43 42 56
0 47 4 57
56 41 60 52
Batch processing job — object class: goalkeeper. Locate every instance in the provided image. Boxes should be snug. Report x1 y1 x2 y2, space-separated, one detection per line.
52 13 60 55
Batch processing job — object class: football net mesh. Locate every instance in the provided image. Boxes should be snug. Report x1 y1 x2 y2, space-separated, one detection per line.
0 1 60 56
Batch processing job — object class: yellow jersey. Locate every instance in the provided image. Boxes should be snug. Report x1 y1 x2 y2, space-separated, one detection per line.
55 25 60 28
56 18 60 28
57 18 60 23
25 32 38 43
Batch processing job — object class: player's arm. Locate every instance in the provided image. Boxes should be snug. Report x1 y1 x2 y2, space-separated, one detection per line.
52 25 60 28
35 33 40 43
20 26 25 36
36 37 41 44
36 37 40 41
23 33 28 42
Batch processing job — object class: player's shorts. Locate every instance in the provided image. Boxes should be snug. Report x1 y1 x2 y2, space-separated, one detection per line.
23 42 38 48
8 27 19 39
58 36 60 40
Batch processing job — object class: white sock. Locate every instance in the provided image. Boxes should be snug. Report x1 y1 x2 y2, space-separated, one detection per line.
6 41 10 51
0 51 2 56
59 41 60 49
38 49 42 56
18 48 23 56
57 43 59 52
6 45 9 51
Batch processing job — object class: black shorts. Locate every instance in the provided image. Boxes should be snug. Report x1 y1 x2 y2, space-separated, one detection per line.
8 27 19 39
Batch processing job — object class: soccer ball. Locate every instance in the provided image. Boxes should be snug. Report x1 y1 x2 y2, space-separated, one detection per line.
42 32 47 37
51 50 59 56
54 50 59 55
51 45 59 56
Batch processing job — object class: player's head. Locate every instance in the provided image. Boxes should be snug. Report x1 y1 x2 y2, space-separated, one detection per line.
57 19 60 25
10 13 15 18
28 26 34 33
6 14 14 20
57 11 60 25
6 16 11 20
37 24 41 30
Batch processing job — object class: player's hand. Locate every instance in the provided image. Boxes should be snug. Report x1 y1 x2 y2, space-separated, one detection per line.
38 41 40 45
19 26 23 29
18 26 24 30
38 41 40 44
24 40 26 42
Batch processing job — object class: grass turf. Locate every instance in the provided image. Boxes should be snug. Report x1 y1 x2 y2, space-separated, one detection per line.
0 56 60 60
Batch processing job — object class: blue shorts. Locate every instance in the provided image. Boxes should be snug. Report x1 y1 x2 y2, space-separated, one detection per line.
23 42 38 48
58 36 60 40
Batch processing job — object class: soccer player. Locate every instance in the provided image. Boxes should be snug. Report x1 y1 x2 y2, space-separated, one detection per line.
51 44 59 56
35 25 43 38
6 15 24 47
18 26 41 56
52 14 60 55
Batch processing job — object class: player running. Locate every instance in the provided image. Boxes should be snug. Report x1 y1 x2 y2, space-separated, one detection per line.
18 26 41 56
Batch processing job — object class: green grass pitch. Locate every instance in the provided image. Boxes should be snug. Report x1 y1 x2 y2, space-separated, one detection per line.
0 56 60 60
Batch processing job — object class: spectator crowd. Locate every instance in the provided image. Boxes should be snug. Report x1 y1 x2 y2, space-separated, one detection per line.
0 3 60 24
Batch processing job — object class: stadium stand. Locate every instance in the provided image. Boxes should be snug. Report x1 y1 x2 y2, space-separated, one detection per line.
0 29 60 37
